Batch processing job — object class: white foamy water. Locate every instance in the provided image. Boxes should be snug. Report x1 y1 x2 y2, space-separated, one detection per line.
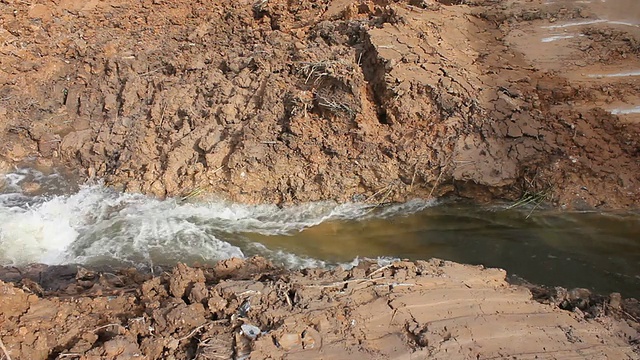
0 169 434 268
606 20 640 27
541 34 579 43
541 19 638 29
610 105 640 115
587 70 640 78
542 19 608 29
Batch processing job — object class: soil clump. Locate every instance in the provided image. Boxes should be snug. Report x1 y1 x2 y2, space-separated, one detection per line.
0 0 638 208
1 257 639 359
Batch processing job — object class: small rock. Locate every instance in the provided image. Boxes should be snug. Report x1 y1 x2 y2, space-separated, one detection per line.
234 332 252 359
278 333 302 351
568 288 591 310
188 282 209 304
213 257 245 278
20 278 44 296
240 324 261 340
507 123 523 138
101 336 141 358
207 292 227 313
37 133 59 157
5 143 30 161
168 263 205 298
165 302 206 330
149 180 166 198
27 3 52 20
20 181 41 194
76 266 96 281
0 158 9 174
140 338 164 359
302 328 321 349
608 292 622 310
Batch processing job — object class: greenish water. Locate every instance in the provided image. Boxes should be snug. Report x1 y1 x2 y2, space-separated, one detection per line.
246 205 640 298
1 168 639 298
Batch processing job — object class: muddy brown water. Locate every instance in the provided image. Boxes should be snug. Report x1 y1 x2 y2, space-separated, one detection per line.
248 206 640 298
1 168 639 298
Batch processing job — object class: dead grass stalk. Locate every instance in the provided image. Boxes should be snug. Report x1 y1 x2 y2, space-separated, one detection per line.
0 337 12 360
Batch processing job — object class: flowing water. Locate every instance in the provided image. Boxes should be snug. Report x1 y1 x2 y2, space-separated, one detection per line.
1 167 639 298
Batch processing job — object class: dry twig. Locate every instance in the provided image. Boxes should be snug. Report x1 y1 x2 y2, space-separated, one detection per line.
176 324 207 342
0 337 12 360
305 263 396 289
428 157 451 199
92 323 124 333
368 263 394 278
58 353 82 358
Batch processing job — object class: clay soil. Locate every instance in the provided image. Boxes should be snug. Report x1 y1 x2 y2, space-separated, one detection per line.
0 258 639 359
2 0 640 359
0 0 639 208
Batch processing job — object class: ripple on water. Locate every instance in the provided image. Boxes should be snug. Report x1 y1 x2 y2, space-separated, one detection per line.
2 169 639 298
0 168 433 268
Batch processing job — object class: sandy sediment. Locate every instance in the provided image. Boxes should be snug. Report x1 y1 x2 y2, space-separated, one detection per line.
0 258 638 359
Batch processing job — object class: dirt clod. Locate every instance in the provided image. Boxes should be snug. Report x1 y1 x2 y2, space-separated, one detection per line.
0 258 638 359
0 0 637 208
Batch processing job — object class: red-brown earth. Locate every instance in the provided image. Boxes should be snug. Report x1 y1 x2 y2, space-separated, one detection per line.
0 257 639 359
2 0 640 359
1 0 639 208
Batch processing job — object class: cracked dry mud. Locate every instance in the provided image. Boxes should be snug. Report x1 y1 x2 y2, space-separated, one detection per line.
0 0 638 207
2 0 640 359
0 258 639 359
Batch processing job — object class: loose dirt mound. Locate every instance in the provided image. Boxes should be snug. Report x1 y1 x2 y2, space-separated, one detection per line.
0 258 638 359
1 0 639 207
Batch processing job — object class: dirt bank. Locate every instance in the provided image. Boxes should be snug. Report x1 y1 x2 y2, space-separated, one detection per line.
0 0 638 208
0 257 638 359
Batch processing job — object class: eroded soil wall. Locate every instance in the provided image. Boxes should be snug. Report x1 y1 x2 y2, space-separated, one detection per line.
1 0 639 207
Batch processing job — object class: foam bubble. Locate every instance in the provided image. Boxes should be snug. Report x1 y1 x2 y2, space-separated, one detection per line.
610 105 640 115
0 190 85 265
541 35 578 43
338 256 400 270
0 169 435 268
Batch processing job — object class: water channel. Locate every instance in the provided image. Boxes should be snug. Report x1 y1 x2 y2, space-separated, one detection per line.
1 167 639 298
